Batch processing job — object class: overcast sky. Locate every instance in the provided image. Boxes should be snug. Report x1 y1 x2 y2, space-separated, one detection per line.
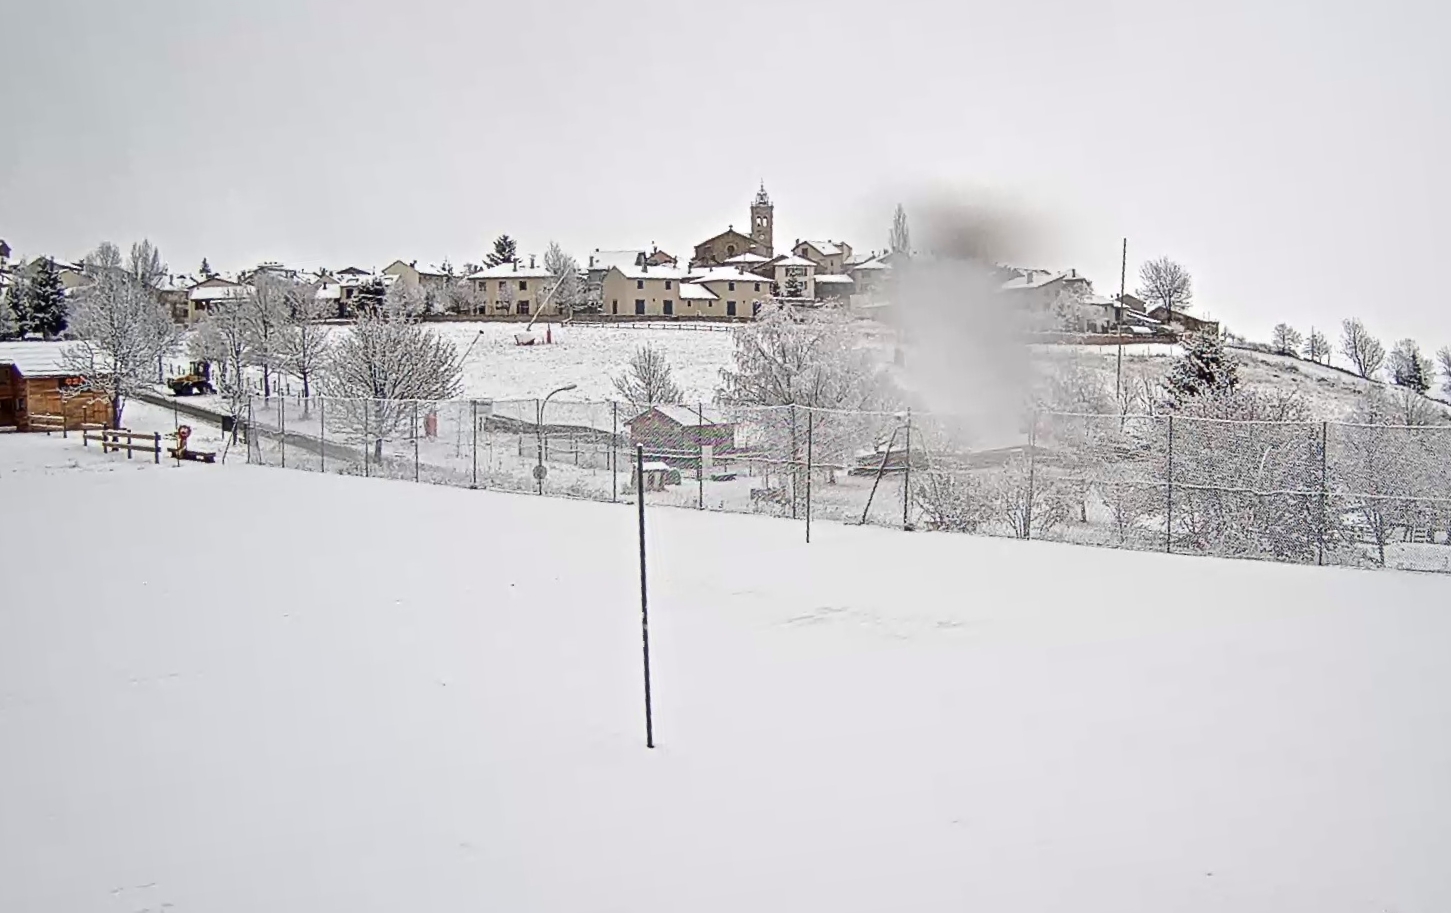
3 0 1447 347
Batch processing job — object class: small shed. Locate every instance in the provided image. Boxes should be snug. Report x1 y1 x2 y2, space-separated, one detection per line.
0 341 111 431
632 460 680 492
626 405 736 465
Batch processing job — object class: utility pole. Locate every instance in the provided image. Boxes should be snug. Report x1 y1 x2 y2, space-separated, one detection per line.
1116 237 1127 399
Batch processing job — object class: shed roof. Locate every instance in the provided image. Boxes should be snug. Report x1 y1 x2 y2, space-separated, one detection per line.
678 282 718 301
628 404 731 428
0 341 78 377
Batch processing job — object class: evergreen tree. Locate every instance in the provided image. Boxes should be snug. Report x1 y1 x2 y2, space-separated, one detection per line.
25 257 69 338
486 235 517 267
0 279 21 339
889 203 911 255
1389 338 1432 394
200 257 216 278
1164 331 1239 405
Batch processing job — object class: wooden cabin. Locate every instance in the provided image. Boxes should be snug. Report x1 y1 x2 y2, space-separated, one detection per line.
0 342 112 432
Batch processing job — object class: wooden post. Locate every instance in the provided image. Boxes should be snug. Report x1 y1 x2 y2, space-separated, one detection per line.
153 432 160 464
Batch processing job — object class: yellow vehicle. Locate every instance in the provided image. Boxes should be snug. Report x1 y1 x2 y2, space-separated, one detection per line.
168 361 215 396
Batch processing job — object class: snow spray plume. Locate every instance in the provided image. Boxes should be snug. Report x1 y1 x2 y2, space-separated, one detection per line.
891 195 1044 449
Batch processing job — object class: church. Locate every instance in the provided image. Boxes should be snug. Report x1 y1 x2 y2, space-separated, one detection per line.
689 185 774 269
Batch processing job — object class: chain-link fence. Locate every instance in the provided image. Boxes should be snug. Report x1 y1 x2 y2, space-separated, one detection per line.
238 394 1451 574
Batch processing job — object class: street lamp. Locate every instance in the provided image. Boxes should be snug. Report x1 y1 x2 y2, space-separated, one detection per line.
536 383 578 495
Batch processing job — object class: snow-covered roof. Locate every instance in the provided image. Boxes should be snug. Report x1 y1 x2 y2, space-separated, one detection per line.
685 267 768 285
641 461 673 472
767 253 816 268
385 259 451 278
814 274 856 285
849 257 890 272
723 252 769 265
798 240 844 257
189 278 249 301
678 282 717 301
467 261 557 280
632 405 730 428
1000 271 1066 291
589 250 648 271
315 283 342 300
608 262 690 282
0 341 78 377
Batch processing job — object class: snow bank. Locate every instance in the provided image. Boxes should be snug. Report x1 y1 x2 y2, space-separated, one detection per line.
5 436 1449 912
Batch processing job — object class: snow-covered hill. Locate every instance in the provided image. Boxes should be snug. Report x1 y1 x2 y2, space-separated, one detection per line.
3 434 1450 912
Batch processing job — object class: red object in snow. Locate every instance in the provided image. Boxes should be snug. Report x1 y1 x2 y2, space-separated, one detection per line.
424 411 438 439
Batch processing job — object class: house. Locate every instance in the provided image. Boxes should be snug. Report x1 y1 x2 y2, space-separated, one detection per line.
599 262 691 317
627 405 737 466
0 239 10 263
690 185 776 268
793 239 854 276
998 268 1094 313
813 273 856 301
1147 306 1219 337
159 273 198 323
683 267 773 319
19 256 91 294
760 252 816 299
0 341 111 431
184 275 249 323
467 258 562 317
240 261 300 283
585 247 677 313
847 254 892 296
382 259 455 291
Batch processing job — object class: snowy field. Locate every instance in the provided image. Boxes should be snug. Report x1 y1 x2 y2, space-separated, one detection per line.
3 433 1451 912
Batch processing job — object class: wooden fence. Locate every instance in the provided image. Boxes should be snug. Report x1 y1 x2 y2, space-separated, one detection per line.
29 413 66 434
83 428 162 463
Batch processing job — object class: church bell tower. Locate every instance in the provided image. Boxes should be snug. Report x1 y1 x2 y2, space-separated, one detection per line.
750 183 774 257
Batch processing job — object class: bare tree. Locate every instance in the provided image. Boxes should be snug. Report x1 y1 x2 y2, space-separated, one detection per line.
889 203 911 255
1136 257 1193 325
1389 338 1432 394
190 295 253 439
127 240 167 290
280 286 333 415
1438 346 1451 398
1340 318 1385 379
323 313 463 463
1303 328 1330 365
62 241 176 429
1271 323 1303 356
613 344 682 407
245 272 295 400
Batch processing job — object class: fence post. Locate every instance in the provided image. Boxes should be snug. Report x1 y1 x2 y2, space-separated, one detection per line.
790 403 799 520
413 401 420 483
1165 415 1175 553
697 402 705 510
363 401 370 478
1025 410 1038 540
1318 421 1329 566
471 400 479 489
246 395 254 465
636 443 655 750
902 408 913 530
612 401 619 503
280 395 286 469
153 431 160 464
806 408 814 544
320 396 327 474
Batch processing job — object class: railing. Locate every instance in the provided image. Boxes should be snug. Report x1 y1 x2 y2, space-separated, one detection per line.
84 428 162 463
233 394 1451 575
29 413 66 434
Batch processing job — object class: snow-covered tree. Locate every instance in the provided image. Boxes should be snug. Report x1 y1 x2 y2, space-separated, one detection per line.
1438 346 1451 398
61 242 176 429
127 240 167 290
25 256 68 338
1303 328 1330 365
1271 323 1303 356
1340 318 1384 379
1136 257 1193 323
323 313 462 462
889 203 911 255
190 295 254 435
280 285 332 414
613 344 682 408
542 241 580 316
1163 331 1239 405
382 279 427 319
1 267 24 339
444 278 480 315
1388 338 1432 394
783 276 804 299
199 257 216 279
486 235 517 268
245 272 295 400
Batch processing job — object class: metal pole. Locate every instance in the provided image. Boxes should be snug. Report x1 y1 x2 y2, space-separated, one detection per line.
413 401 420 483
805 409 814 543
363 401 370 478
280 395 286 469
320 396 327 474
536 398 544 496
697 402 705 510
1166 415 1175 553
612 401 619 503
1116 237 1127 399
246 395 254 465
471 400 479 489
902 408 913 530
636 444 655 750
790 403 799 520
1025 410 1037 540
1318 421 1329 566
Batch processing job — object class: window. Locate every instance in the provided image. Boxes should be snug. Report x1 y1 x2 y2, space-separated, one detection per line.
752 301 761 316
728 281 736 291
754 283 761 292
726 245 737 256
637 279 644 289
663 300 673 315
612 300 618 315
520 281 528 291
635 299 645 315
665 280 673 290
498 281 507 291
518 300 530 315
727 300 737 316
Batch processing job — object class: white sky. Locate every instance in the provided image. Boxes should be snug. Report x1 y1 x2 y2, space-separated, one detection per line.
2 0 1447 347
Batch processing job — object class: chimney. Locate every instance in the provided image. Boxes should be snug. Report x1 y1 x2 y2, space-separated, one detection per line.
529 255 536 269
643 262 649 274
588 255 595 269
1071 268 1077 278
513 260 518 272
